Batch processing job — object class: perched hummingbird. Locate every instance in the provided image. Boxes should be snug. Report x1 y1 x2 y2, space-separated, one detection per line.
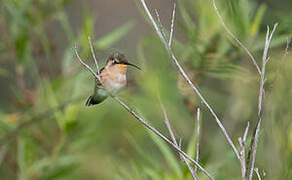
85 52 140 106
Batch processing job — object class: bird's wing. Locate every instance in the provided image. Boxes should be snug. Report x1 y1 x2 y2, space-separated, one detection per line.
95 67 104 87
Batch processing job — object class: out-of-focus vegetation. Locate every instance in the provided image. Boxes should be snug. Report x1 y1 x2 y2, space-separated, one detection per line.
0 0 291 179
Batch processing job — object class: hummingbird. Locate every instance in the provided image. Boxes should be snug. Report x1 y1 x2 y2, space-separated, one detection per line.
85 52 140 106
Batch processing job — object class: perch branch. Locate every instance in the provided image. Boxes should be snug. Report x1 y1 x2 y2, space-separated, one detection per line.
113 96 214 180
74 40 214 180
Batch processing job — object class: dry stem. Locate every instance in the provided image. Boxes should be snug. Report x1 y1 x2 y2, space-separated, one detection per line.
159 99 199 180
140 0 240 161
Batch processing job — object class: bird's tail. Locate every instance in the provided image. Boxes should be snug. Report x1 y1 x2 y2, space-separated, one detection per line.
85 95 107 106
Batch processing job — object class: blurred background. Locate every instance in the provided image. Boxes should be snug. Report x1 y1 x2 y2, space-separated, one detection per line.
0 0 292 179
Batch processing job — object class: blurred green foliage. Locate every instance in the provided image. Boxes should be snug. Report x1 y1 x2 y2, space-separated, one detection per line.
0 0 291 179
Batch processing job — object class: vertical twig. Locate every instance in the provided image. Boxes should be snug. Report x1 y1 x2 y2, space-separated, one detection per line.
140 0 240 161
239 122 250 180
195 108 201 173
284 36 291 56
169 3 176 47
160 99 199 180
211 0 261 75
154 9 168 40
211 0 279 177
88 36 100 74
248 23 278 180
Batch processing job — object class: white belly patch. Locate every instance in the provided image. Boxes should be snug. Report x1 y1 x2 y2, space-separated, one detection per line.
104 74 126 93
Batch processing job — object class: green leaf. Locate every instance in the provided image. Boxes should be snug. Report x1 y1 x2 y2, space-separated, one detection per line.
0 114 14 135
250 4 267 36
57 11 74 41
17 137 27 180
143 167 161 179
14 33 29 61
186 128 198 159
62 46 75 73
30 155 80 180
206 63 249 80
126 133 159 169
148 130 182 178
94 21 135 50
177 3 196 39
63 103 80 133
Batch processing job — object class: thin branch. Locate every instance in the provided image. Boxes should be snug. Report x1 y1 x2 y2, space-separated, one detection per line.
243 121 250 143
248 118 262 180
113 96 214 180
140 0 240 161
211 0 261 75
195 108 201 173
248 23 278 180
74 44 100 80
254 168 262 180
159 99 199 180
169 3 176 47
284 36 292 56
239 121 249 180
154 9 168 40
160 101 176 145
88 36 100 74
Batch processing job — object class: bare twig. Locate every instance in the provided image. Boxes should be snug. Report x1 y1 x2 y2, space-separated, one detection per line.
211 0 261 75
248 119 261 180
243 122 250 143
239 122 249 180
154 9 167 40
88 36 100 74
254 168 262 180
140 0 240 161
248 23 278 180
195 108 201 173
284 36 292 57
74 44 100 80
113 96 214 180
159 99 199 180
169 3 176 47
262 170 266 177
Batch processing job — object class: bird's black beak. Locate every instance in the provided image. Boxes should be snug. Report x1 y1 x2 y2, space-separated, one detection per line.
124 62 141 70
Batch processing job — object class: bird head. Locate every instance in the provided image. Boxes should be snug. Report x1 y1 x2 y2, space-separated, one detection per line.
105 52 141 70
